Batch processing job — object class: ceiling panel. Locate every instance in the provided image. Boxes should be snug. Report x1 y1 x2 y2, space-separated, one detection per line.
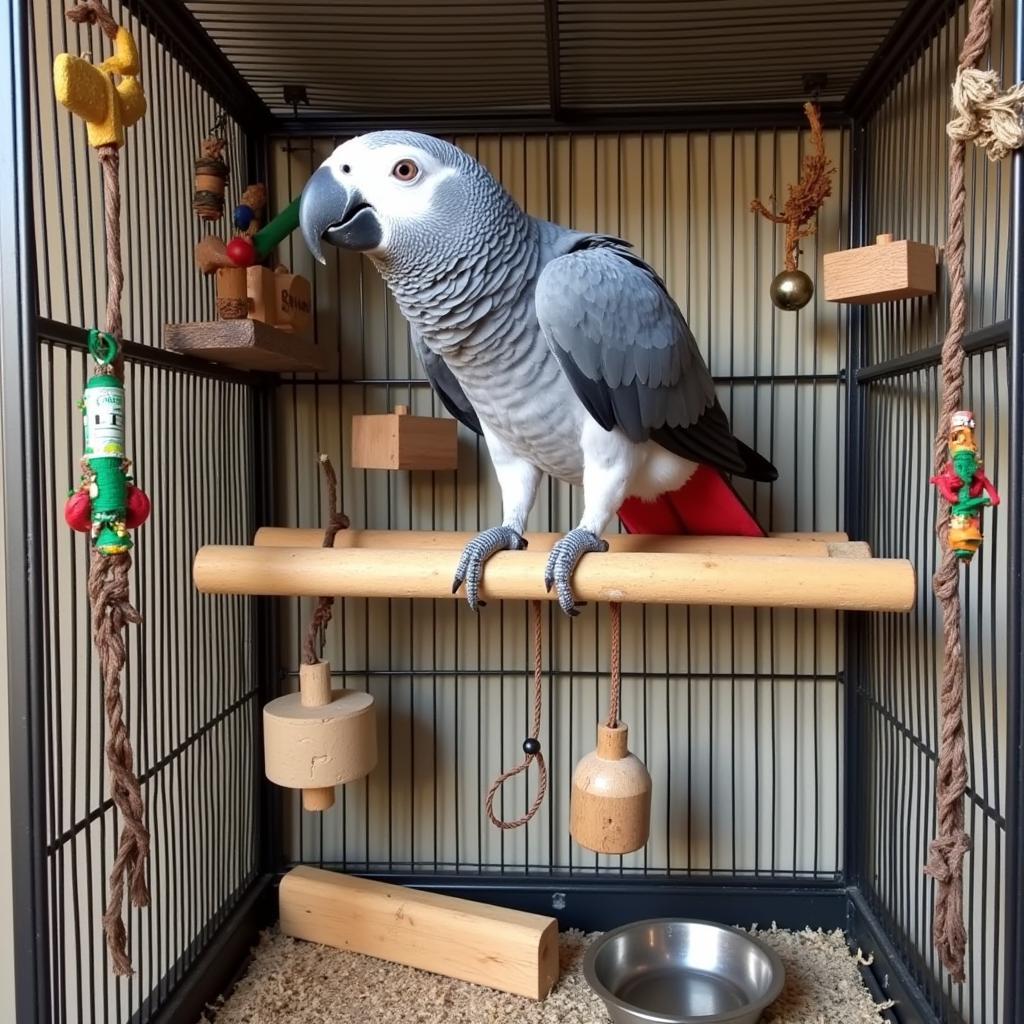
185 0 913 118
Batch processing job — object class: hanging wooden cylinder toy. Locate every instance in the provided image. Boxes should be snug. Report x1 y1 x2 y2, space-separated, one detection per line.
263 661 376 811
193 126 229 221
569 604 652 854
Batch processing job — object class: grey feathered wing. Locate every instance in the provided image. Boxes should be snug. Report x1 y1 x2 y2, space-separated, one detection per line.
409 327 482 435
535 240 777 482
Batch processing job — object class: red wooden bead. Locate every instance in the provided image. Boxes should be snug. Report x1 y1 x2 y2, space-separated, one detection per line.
126 484 152 529
226 235 257 267
64 490 92 532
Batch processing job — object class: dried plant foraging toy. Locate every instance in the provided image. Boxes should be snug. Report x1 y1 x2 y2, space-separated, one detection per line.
750 101 835 310
64 330 150 552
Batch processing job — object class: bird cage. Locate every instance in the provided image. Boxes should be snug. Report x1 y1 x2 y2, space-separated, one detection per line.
0 1 1021 1022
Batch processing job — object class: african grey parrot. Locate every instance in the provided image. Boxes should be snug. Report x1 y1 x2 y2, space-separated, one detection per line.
299 131 777 615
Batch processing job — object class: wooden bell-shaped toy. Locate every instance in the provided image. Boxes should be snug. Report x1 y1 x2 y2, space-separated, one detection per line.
569 604 651 854
264 661 376 811
570 721 651 854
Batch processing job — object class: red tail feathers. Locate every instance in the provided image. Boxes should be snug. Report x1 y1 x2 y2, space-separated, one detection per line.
618 464 765 537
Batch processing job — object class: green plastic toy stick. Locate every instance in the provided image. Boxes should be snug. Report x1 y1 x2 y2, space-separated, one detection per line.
251 196 301 261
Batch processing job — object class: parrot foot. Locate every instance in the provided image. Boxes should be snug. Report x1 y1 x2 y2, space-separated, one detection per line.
452 526 528 611
544 529 609 616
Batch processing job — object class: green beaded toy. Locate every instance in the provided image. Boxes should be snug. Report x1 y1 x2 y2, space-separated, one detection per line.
64 330 150 552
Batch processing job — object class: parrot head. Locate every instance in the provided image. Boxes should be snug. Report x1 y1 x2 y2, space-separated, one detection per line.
299 130 518 270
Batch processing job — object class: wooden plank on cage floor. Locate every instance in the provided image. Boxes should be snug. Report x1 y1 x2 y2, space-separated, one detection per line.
278 867 560 1000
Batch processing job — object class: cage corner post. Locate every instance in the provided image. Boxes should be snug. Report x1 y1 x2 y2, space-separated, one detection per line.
1003 3 1024 1023
0 0 49 1022
842 114 870 901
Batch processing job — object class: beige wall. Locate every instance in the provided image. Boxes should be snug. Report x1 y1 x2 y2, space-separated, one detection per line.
271 128 852 877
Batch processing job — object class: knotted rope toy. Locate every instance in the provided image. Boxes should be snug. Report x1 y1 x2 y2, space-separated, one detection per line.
750 101 835 310
55 0 151 977
930 411 999 561
485 601 549 829
923 0 1019 984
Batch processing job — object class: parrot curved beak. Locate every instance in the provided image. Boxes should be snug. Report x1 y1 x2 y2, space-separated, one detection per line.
299 165 382 262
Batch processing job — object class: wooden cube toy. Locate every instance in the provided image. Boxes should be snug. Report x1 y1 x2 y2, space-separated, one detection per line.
274 269 312 334
351 404 458 471
245 265 313 338
824 233 938 303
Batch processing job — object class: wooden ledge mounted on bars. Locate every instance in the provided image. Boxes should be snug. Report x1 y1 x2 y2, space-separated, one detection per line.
163 318 331 374
823 233 939 303
192 531 917 613
351 405 459 471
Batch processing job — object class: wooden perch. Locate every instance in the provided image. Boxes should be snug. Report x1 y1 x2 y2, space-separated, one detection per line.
193 533 915 612
253 527 862 558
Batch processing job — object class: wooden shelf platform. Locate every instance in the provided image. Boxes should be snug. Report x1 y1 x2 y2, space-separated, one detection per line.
163 319 332 374
193 530 915 612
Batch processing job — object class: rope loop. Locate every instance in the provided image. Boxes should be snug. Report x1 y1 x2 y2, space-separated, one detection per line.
484 600 548 829
87 328 119 367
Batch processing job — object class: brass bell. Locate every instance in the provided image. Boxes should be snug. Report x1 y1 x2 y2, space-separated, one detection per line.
770 269 814 310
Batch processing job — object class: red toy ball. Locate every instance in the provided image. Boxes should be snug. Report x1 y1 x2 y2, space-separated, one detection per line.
226 235 257 267
64 490 92 532
126 485 152 529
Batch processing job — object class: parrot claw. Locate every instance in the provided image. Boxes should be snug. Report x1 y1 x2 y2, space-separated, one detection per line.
543 529 609 616
452 526 527 610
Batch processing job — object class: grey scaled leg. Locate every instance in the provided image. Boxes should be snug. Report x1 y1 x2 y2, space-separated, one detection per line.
543 528 609 616
452 526 528 611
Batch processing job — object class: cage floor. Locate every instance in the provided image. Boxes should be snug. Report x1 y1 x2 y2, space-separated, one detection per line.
201 924 894 1023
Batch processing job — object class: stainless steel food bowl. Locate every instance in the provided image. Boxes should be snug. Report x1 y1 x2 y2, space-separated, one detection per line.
583 919 785 1024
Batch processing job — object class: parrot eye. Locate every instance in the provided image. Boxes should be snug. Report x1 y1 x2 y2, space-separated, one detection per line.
391 159 419 182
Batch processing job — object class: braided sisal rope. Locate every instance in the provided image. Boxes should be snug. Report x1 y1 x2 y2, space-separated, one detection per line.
300 455 350 666
607 602 622 728
91 143 149 977
923 0 1023 983
484 601 548 829
67 0 151 975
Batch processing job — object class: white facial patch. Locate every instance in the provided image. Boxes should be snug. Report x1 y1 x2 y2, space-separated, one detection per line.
321 138 457 251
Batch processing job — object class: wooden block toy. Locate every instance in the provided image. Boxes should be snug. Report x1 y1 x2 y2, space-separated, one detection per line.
823 233 938 303
273 269 312 334
279 866 560 999
570 722 652 854
351 404 459 471
215 267 247 319
245 265 276 323
164 319 332 374
244 266 312 338
263 662 376 812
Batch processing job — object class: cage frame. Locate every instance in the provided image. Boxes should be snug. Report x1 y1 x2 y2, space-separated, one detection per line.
2 0 1022 1022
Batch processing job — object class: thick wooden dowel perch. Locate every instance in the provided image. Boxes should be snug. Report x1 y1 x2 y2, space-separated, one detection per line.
194 544 915 612
253 527 863 559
